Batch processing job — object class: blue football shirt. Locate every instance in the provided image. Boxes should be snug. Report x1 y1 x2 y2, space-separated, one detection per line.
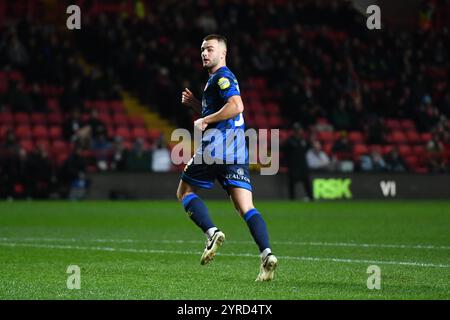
198 66 247 164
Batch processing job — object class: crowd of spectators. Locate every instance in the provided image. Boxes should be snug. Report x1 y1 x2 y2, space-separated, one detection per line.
1 0 450 199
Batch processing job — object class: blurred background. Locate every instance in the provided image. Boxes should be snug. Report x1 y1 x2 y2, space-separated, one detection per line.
0 0 449 200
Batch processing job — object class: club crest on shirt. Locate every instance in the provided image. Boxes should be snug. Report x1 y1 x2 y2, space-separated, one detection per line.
218 77 230 90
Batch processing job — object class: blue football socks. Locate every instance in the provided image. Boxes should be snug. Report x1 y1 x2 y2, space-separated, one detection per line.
243 208 271 253
182 193 216 233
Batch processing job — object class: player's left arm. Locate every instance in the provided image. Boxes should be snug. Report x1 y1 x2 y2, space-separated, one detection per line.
194 95 243 131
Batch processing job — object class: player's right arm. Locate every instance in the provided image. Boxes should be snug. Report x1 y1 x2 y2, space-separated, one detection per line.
181 88 202 114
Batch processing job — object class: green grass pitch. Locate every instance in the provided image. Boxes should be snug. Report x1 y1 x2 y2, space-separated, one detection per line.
0 200 449 299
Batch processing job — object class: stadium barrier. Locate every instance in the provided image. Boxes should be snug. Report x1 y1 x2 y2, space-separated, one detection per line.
85 172 450 200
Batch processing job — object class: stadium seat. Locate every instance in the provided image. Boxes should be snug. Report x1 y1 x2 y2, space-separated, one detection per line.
48 126 63 140
98 113 113 126
316 131 334 143
14 113 30 125
129 116 146 128
115 127 131 140
47 113 63 125
131 127 148 140
35 139 51 151
348 131 365 144
406 131 421 144
110 101 126 114
404 155 419 169
353 144 369 158
113 114 129 127
32 126 49 140
383 145 395 155
368 144 383 154
19 139 34 152
0 126 10 141
148 129 162 142
384 119 401 131
30 113 47 125
254 114 268 128
400 119 416 131
420 133 432 143
0 112 13 125
388 131 408 144
47 98 60 111
15 126 32 139
398 145 412 157
268 115 283 128
412 145 426 157
265 103 279 115
94 100 109 112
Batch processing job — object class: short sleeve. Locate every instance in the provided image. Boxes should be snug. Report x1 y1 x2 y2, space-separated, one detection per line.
217 75 240 100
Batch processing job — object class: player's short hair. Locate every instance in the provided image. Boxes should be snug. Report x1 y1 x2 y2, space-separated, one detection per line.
203 34 227 48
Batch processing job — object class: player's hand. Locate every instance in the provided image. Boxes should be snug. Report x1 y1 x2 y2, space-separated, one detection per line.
181 88 197 107
194 118 208 131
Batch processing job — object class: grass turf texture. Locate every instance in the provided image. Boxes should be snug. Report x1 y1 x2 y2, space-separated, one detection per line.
0 201 449 299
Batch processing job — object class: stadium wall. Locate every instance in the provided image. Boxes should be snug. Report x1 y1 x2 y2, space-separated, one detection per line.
85 173 450 200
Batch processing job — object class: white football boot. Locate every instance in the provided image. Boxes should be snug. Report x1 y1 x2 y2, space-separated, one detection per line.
200 230 225 265
255 254 278 281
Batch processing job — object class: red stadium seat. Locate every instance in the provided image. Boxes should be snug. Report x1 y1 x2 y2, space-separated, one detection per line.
384 118 401 130
15 125 32 139
32 126 49 140
49 126 63 140
406 131 421 144
353 144 369 158
14 113 30 125
348 131 365 144
398 145 412 157
148 129 162 142
400 119 416 131
35 139 51 151
47 98 60 111
47 113 63 125
20 139 34 152
316 131 334 143
115 127 131 140
383 145 395 155
388 131 408 144
412 145 426 157
129 116 146 128
368 144 383 154
0 126 11 141
110 101 126 114
0 112 13 125
113 114 129 127
94 100 109 112
30 113 47 125
265 103 279 115
131 127 148 140
268 115 283 128
52 140 69 153
420 133 432 143
98 113 113 126
404 155 419 169
254 114 268 128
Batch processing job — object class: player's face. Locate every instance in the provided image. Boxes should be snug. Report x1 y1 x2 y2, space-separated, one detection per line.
201 40 225 70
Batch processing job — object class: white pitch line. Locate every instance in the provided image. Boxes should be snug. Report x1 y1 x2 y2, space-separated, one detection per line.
0 237 449 250
0 241 449 269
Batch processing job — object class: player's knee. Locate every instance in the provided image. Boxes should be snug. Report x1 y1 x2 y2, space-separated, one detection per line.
238 205 255 217
176 189 192 202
